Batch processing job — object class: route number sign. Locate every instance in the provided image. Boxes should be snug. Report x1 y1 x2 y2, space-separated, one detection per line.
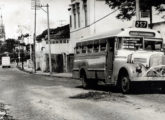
135 21 148 28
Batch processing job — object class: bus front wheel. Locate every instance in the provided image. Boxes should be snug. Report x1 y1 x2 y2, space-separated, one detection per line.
121 76 131 94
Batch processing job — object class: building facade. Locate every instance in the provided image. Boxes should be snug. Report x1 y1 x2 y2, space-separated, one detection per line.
36 25 73 72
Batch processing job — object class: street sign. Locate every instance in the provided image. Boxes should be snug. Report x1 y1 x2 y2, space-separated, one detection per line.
135 20 148 28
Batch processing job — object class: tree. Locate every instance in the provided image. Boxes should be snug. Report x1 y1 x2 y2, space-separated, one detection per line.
5 39 17 53
105 0 165 20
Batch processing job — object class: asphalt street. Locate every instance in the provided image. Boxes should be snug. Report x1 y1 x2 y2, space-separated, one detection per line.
0 66 165 120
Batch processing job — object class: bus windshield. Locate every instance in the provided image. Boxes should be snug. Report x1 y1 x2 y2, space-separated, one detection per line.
118 37 163 51
144 40 162 51
118 37 143 50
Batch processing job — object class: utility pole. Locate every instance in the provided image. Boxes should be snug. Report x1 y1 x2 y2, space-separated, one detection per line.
32 1 52 74
33 0 37 73
39 4 52 74
149 6 153 29
21 35 24 70
47 4 52 74
136 0 140 20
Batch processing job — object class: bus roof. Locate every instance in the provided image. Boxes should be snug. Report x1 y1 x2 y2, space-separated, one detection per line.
79 28 163 43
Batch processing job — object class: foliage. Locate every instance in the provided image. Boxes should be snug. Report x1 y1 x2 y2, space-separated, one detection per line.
36 24 70 42
4 39 19 53
105 0 165 20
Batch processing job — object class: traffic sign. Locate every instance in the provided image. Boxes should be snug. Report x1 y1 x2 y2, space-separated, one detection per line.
135 21 148 28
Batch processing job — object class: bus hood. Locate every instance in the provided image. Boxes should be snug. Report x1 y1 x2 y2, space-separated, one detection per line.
131 51 165 67
115 50 135 59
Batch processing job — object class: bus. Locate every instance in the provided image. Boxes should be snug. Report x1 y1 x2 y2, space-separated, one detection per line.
72 27 165 93
1 52 11 68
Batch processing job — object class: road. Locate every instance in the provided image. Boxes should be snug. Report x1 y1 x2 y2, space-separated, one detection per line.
0 66 165 120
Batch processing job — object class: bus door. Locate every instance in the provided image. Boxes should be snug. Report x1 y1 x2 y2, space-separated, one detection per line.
105 38 115 83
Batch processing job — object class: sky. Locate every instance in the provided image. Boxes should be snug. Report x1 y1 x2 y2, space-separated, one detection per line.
0 0 70 40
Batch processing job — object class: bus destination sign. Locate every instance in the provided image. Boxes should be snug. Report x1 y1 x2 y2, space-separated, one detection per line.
129 31 155 37
135 20 148 28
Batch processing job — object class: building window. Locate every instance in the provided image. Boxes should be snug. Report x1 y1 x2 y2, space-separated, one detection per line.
73 4 76 29
76 3 80 28
83 0 87 27
70 15 72 28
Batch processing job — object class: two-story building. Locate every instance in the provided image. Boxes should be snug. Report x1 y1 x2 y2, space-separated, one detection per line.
36 24 73 72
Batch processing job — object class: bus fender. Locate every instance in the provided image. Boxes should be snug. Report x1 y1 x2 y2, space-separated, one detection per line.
117 64 137 82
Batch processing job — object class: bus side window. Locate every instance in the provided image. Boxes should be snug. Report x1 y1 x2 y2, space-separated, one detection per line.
76 46 81 54
82 45 87 54
93 41 99 53
100 43 106 52
87 44 93 53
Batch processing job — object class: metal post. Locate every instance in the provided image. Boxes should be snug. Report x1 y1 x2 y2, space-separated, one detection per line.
149 6 153 29
47 4 52 74
33 0 37 73
18 42 21 63
21 36 24 70
30 44 32 60
136 0 140 20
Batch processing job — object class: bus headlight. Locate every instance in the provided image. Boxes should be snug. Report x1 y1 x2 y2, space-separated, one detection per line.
127 54 132 63
136 64 142 73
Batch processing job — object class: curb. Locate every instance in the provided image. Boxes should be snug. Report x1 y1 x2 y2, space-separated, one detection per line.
17 66 33 74
17 67 73 79
36 73 73 79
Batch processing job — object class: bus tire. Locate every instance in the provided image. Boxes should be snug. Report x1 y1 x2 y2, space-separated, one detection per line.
121 76 131 94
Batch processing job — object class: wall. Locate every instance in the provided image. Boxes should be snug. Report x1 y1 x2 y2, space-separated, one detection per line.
152 22 165 43
35 38 70 72
45 41 70 54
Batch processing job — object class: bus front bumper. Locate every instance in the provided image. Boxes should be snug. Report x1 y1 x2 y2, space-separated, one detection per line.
131 77 165 82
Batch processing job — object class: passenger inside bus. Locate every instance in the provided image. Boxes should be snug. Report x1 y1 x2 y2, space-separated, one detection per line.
144 41 162 51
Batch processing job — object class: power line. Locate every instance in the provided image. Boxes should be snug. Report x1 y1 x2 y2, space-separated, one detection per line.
90 9 118 27
70 8 118 33
70 1 134 33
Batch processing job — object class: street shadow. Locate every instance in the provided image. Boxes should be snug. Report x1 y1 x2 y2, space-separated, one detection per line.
75 84 120 93
75 83 165 95
69 90 126 101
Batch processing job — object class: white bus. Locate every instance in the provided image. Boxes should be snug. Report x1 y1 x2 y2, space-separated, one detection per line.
1 52 11 68
73 27 165 93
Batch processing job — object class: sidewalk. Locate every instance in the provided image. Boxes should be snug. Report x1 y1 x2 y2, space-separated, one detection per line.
17 65 72 79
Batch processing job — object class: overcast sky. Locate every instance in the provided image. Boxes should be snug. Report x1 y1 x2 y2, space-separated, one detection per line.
0 0 70 39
